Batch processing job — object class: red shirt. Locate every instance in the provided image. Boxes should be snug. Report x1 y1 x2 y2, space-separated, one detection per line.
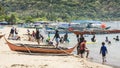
80 42 86 50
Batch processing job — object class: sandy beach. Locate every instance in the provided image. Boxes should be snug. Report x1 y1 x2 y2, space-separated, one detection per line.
0 26 113 68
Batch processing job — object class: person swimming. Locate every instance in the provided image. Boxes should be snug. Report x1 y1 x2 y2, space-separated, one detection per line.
116 35 119 41
113 35 119 41
91 35 96 42
105 37 109 42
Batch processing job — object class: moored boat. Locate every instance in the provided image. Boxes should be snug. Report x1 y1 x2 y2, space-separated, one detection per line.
4 37 77 54
69 29 120 35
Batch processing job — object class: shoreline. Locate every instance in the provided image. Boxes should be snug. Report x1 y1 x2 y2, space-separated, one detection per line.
0 26 113 68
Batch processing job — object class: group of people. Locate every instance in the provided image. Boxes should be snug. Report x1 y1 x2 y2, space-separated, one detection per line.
52 30 69 47
76 34 108 64
113 35 119 41
8 27 20 40
27 29 44 45
76 34 89 58
27 29 69 46
105 35 119 45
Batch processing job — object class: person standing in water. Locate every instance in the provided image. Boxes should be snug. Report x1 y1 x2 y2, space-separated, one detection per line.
78 40 89 58
105 36 111 44
91 34 96 42
63 32 69 43
52 30 60 47
77 34 85 55
105 36 109 42
100 42 108 64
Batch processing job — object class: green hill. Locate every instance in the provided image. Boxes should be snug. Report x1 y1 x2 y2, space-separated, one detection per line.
0 0 120 23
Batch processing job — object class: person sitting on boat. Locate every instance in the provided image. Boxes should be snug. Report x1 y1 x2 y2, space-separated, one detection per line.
78 40 89 58
52 30 60 48
91 34 96 42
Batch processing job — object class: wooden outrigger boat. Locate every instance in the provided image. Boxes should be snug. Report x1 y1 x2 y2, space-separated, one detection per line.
70 29 120 35
4 37 77 54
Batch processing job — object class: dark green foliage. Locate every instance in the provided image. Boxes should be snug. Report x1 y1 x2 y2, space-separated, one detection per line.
0 0 120 22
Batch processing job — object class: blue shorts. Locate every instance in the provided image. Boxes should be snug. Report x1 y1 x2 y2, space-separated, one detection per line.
55 38 59 43
102 53 106 57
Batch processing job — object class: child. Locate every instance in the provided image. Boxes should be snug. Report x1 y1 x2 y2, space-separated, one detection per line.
100 42 108 64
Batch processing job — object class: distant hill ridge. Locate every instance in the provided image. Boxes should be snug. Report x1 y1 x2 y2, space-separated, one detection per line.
0 0 120 21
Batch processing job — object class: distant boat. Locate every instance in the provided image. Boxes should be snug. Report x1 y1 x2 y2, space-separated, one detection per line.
71 20 111 30
69 29 120 35
45 22 71 34
0 21 8 25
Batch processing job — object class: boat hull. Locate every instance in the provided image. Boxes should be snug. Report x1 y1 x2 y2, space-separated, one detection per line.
4 37 76 54
70 29 120 35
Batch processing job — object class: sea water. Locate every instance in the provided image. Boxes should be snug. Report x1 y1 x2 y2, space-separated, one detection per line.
50 22 120 67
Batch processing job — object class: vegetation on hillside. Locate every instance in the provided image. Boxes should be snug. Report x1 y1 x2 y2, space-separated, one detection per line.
0 0 120 24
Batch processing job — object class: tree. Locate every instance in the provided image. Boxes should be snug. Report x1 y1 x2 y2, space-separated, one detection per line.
0 3 5 16
9 14 16 25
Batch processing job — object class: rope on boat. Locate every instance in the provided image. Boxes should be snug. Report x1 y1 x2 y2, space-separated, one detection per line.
55 44 78 55
22 44 32 54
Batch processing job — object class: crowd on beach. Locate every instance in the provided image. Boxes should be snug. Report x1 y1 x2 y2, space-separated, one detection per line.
7 27 69 46
7 26 120 65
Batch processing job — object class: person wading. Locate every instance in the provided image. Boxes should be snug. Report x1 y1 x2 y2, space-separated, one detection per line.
52 30 60 48
77 34 85 55
100 42 108 64
78 40 89 58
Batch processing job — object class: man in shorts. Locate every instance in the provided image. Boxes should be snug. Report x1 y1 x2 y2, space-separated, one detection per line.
79 40 89 58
